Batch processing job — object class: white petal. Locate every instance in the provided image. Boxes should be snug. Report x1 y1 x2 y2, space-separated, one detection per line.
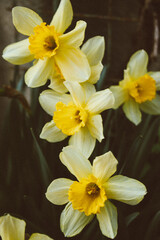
110 86 126 109
64 81 86 106
12 7 43 36
59 21 86 48
86 89 115 114
140 94 160 115
123 98 142 125
127 50 148 79
50 0 73 34
40 120 67 142
39 89 71 116
59 145 92 181
25 58 52 88
0 214 26 240
105 175 147 205
29 233 53 240
46 178 73 205
2 39 34 65
148 71 160 90
97 201 118 239
69 127 96 158
60 202 94 237
55 47 91 82
81 36 105 65
93 151 118 184
87 114 104 142
88 63 103 84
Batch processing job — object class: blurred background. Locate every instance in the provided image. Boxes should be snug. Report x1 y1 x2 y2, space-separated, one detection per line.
1 0 160 239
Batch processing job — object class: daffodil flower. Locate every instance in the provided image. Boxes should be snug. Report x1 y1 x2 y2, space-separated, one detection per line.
46 146 147 239
110 50 160 125
39 81 114 158
2 0 91 88
0 214 53 240
49 35 105 93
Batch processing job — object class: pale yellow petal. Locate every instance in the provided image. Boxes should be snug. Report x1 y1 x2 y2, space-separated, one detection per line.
81 36 104 84
49 78 67 93
87 114 104 142
40 120 67 142
59 145 92 181
39 90 71 116
88 63 103 84
81 82 96 101
140 94 160 115
64 81 86 106
69 127 96 158
97 201 118 239
25 58 53 88
50 0 73 34
110 86 126 109
12 6 43 36
55 47 91 82
92 151 118 184
60 202 94 237
0 214 26 240
46 178 73 205
29 233 53 240
148 71 160 90
59 21 86 48
127 50 148 79
81 36 105 65
123 99 141 125
2 39 34 65
86 89 115 114
104 175 147 205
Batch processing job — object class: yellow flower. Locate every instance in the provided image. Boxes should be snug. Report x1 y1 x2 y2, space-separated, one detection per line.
0 214 53 240
39 81 114 158
46 146 147 239
2 0 91 88
110 50 160 125
49 36 105 93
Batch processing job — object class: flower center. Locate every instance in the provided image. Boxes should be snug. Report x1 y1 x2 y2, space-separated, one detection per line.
120 74 156 103
43 36 57 51
68 175 107 216
86 182 100 196
29 22 59 59
53 102 88 135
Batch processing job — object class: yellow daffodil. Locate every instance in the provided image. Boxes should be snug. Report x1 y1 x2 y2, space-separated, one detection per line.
46 146 147 239
110 50 160 125
39 81 114 158
2 0 91 88
49 35 105 93
0 214 53 240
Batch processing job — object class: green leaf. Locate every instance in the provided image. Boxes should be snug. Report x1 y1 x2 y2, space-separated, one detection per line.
30 128 52 186
126 212 140 226
145 211 160 240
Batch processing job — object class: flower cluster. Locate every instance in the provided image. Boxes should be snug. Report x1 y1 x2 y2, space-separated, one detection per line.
4 0 160 238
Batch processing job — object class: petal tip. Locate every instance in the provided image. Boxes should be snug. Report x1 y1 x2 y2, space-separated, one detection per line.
77 20 87 28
